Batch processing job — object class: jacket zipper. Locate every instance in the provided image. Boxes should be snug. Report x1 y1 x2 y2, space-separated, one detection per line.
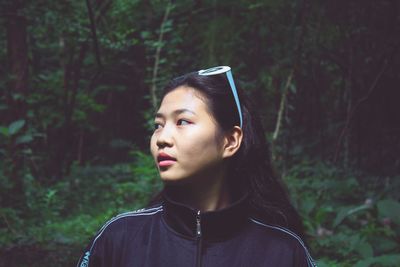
196 210 202 267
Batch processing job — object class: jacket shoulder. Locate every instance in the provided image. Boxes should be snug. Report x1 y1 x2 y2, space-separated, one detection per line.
100 204 163 234
248 218 317 267
76 205 163 267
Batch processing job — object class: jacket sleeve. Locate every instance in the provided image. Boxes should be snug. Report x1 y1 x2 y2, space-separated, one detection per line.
294 241 317 267
76 231 107 267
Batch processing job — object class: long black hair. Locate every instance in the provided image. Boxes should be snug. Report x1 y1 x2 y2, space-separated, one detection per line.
157 70 305 239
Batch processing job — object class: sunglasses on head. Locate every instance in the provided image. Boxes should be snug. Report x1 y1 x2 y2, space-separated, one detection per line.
198 66 243 128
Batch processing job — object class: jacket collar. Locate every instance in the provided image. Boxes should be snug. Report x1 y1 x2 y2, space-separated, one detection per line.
162 186 249 241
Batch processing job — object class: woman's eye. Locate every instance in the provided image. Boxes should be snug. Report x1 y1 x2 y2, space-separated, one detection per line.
177 119 191 126
154 122 162 130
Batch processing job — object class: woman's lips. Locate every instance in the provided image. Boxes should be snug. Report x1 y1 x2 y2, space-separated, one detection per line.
158 160 176 167
157 152 176 167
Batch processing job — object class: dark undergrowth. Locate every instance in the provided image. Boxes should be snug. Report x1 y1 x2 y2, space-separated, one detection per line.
1 151 399 266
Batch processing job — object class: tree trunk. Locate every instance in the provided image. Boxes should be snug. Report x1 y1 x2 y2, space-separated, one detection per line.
5 3 29 206
6 8 28 119
53 43 88 178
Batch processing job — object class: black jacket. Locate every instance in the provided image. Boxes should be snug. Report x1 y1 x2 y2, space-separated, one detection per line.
77 190 316 267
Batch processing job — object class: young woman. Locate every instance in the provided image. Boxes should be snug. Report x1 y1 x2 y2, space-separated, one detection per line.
77 66 316 267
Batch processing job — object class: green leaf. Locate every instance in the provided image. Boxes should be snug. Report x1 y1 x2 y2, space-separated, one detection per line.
22 148 32 155
354 254 400 267
12 93 24 100
289 84 297 93
316 259 340 267
141 31 151 39
377 199 400 224
16 134 34 145
374 238 398 254
300 195 316 216
333 204 370 227
353 257 375 267
0 126 9 136
374 254 400 266
333 208 348 227
8 120 25 135
356 242 373 258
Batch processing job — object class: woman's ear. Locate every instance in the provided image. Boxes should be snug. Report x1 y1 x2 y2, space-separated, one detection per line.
222 126 243 159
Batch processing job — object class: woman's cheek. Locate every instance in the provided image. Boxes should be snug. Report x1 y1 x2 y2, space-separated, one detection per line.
149 135 157 159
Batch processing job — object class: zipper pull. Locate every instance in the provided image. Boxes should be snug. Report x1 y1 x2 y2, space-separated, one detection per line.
196 210 201 237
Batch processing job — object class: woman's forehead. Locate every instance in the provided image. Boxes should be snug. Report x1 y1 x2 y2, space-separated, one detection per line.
158 86 209 114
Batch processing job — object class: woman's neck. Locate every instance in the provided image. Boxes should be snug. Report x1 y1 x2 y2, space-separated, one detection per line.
168 167 232 212
188 176 231 212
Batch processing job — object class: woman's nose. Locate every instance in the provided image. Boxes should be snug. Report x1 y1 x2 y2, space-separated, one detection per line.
156 126 173 148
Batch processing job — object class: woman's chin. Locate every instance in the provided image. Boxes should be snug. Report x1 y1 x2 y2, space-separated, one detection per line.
160 174 182 183
160 174 193 185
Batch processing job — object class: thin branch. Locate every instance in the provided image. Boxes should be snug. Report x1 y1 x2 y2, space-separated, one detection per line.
333 42 400 162
272 0 309 145
86 0 113 93
0 212 18 235
86 0 102 68
333 56 392 162
272 70 294 141
95 0 113 23
150 1 172 110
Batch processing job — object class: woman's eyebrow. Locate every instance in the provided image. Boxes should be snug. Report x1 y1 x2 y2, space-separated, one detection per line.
155 108 196 118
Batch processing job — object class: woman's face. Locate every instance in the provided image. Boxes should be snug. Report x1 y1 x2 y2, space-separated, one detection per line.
150 86 226 183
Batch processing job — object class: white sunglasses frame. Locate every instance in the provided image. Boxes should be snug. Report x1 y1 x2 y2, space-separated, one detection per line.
198 66 243 128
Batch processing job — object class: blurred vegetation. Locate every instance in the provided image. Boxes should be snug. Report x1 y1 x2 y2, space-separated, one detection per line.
0 0 399 266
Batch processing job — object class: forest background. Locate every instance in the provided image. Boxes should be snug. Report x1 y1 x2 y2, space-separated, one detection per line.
1 0 399 266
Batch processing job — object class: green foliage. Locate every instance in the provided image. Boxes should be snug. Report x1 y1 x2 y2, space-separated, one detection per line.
285 160 400 266
377 199 400 225
1 0 399 266
8 120 25 136
0 150 161 266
